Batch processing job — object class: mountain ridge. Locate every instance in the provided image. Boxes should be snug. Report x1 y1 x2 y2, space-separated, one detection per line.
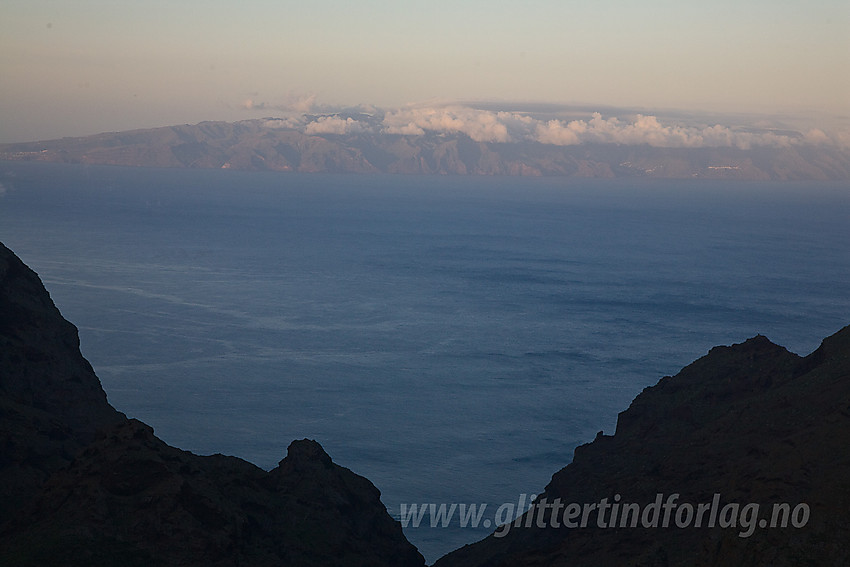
3 119 849 180
435 328 850 566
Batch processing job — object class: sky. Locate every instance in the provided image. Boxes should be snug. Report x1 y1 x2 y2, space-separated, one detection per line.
1 0 849 143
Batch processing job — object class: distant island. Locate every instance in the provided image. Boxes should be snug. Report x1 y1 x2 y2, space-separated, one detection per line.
2 106 849 180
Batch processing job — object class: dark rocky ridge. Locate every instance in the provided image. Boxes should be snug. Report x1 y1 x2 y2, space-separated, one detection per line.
435 330 850 566
2 120 850 180
0 243 125 521
0 242 424 566
2 237 849 565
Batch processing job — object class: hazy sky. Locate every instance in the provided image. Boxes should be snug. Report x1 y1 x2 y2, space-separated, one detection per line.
2 0 848 142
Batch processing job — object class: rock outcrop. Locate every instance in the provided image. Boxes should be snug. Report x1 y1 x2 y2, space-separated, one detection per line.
0 242 424 566
435 330 850 566
0 242 125 521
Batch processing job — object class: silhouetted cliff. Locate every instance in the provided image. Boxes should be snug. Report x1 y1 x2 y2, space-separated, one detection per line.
0 242 424 567
3 238 848 566
0 242 125 521
435 330 850 566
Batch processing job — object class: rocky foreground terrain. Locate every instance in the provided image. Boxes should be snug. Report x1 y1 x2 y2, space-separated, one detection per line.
1 239 848 566
436 329 850 566
0 242 424 566
2 118 850 180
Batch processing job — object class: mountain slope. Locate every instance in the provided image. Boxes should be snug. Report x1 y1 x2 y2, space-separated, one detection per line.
435 330 850 566
0 242 125 520
3 120 849 180
0 242 424 567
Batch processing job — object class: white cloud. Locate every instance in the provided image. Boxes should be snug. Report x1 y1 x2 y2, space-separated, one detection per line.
380 105 810 148
385 122 425 136
288 94 318 114
535 119 582 146
261 117 305 129
530 112 801 149
304 116 372 135
382 106 521 143
803 128 831 145
835 130 850 150
247 98 841 150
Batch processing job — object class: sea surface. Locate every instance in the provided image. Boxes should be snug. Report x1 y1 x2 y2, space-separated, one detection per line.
1 162 849 562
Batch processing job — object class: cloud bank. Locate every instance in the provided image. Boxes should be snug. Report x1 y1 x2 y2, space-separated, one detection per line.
247 99 847 150
533 113 800 150
304 116 372 135
383 106 522 143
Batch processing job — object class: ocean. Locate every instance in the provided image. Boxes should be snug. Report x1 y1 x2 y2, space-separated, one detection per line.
1 161 848 562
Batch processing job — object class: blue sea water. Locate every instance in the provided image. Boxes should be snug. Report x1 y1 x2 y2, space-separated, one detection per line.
1 161 849 562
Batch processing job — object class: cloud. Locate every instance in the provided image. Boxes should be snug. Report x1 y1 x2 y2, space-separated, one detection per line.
241 93 317 114
382 105 526 143
249 97 844 150
241 99 262 110
835 129 850 150
0 183 6 197
379 105 814 149
529 112 807 149
261 117 305 129
796 116 850 150
304 116 373 135
286 94 318 114
535 119 582 146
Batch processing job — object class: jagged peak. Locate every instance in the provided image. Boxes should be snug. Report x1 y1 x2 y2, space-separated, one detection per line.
612 333 801 441
278 438 334 471
802 324 850 364
704 332 789 357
